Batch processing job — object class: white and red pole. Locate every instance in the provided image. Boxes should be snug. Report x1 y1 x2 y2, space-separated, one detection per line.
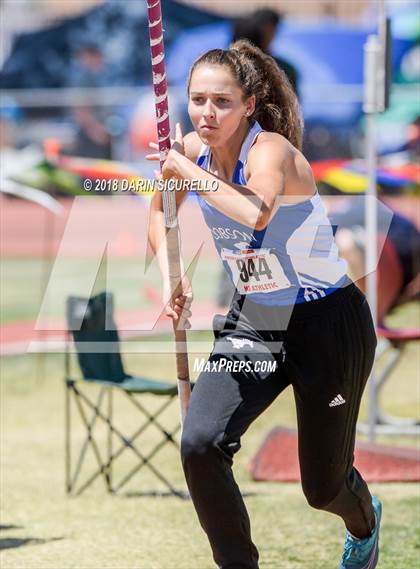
146 0 191 423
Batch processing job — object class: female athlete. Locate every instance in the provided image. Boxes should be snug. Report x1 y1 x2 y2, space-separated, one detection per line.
147 40 381 569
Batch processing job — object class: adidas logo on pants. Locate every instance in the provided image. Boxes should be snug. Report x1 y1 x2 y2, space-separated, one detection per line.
329 394 346 407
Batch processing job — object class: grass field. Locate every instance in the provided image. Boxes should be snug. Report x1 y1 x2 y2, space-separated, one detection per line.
1 258 419 568
0 257 221 323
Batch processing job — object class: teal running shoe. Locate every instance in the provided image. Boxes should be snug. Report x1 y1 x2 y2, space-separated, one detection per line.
339 496 382 569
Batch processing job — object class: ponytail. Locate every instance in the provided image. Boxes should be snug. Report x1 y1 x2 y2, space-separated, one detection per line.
188 39 303 150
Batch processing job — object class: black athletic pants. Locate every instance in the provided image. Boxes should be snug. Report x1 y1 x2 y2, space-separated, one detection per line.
181 283 377 569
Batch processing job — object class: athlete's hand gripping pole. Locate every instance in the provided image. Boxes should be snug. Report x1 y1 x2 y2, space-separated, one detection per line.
146 0 191 423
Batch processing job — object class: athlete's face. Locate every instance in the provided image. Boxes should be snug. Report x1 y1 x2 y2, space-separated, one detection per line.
188 64 255 147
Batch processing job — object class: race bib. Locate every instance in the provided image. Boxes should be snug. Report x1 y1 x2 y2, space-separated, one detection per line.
221 248 291 294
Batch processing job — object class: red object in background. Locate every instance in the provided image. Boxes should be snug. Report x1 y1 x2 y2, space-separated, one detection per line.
375 234 403 323
310 159 420 185
383 164 420 183
249 427 420 482
130 116 158 152
310 159 348 181
43 138 61 161
57 155 140 181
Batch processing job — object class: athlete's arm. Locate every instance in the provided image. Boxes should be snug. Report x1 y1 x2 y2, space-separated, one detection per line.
243 136 287 229
159 131 292 231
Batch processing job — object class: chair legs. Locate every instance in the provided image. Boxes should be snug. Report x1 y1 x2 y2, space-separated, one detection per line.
65 379 185 496
357 338 420 436
108 387 113 491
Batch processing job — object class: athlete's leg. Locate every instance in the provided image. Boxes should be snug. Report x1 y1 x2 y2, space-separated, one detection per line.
181 332 289 569
287 286 377 539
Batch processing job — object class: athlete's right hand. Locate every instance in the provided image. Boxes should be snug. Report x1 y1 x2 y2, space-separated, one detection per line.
163 274 193 330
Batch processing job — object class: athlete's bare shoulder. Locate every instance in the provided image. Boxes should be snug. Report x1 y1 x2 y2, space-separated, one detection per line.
246 131 294 173
247 130 315 198
252 131 299 157
250 131 313 177
183 131 203 162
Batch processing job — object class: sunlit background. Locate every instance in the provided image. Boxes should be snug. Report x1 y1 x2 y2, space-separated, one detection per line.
0 2 419 567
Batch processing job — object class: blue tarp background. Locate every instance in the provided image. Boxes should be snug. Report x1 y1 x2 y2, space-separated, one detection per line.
0 0 223 89
167 20 413 124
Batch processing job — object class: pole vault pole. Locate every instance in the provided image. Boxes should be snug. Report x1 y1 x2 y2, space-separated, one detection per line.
364 33 379 443
363 0 389 442
146 0 191 423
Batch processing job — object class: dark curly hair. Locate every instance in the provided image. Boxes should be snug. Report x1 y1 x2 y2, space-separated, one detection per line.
187 39 303 150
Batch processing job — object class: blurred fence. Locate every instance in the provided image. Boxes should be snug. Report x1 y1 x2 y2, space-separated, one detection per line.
0 83 417 164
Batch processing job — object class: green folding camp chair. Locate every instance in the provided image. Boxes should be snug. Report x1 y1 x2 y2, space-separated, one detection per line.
65 291 185 497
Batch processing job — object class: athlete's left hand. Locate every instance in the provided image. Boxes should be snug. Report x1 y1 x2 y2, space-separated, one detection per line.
146 122 185 179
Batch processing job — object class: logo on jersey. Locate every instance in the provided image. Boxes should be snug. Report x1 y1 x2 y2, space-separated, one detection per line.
233 241 251 250
227 337 254 349
211 227 257 243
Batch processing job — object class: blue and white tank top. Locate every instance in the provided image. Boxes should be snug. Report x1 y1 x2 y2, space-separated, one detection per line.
195 121 348 306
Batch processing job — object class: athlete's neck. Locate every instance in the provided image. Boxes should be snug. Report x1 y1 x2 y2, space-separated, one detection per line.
209 120 252 181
